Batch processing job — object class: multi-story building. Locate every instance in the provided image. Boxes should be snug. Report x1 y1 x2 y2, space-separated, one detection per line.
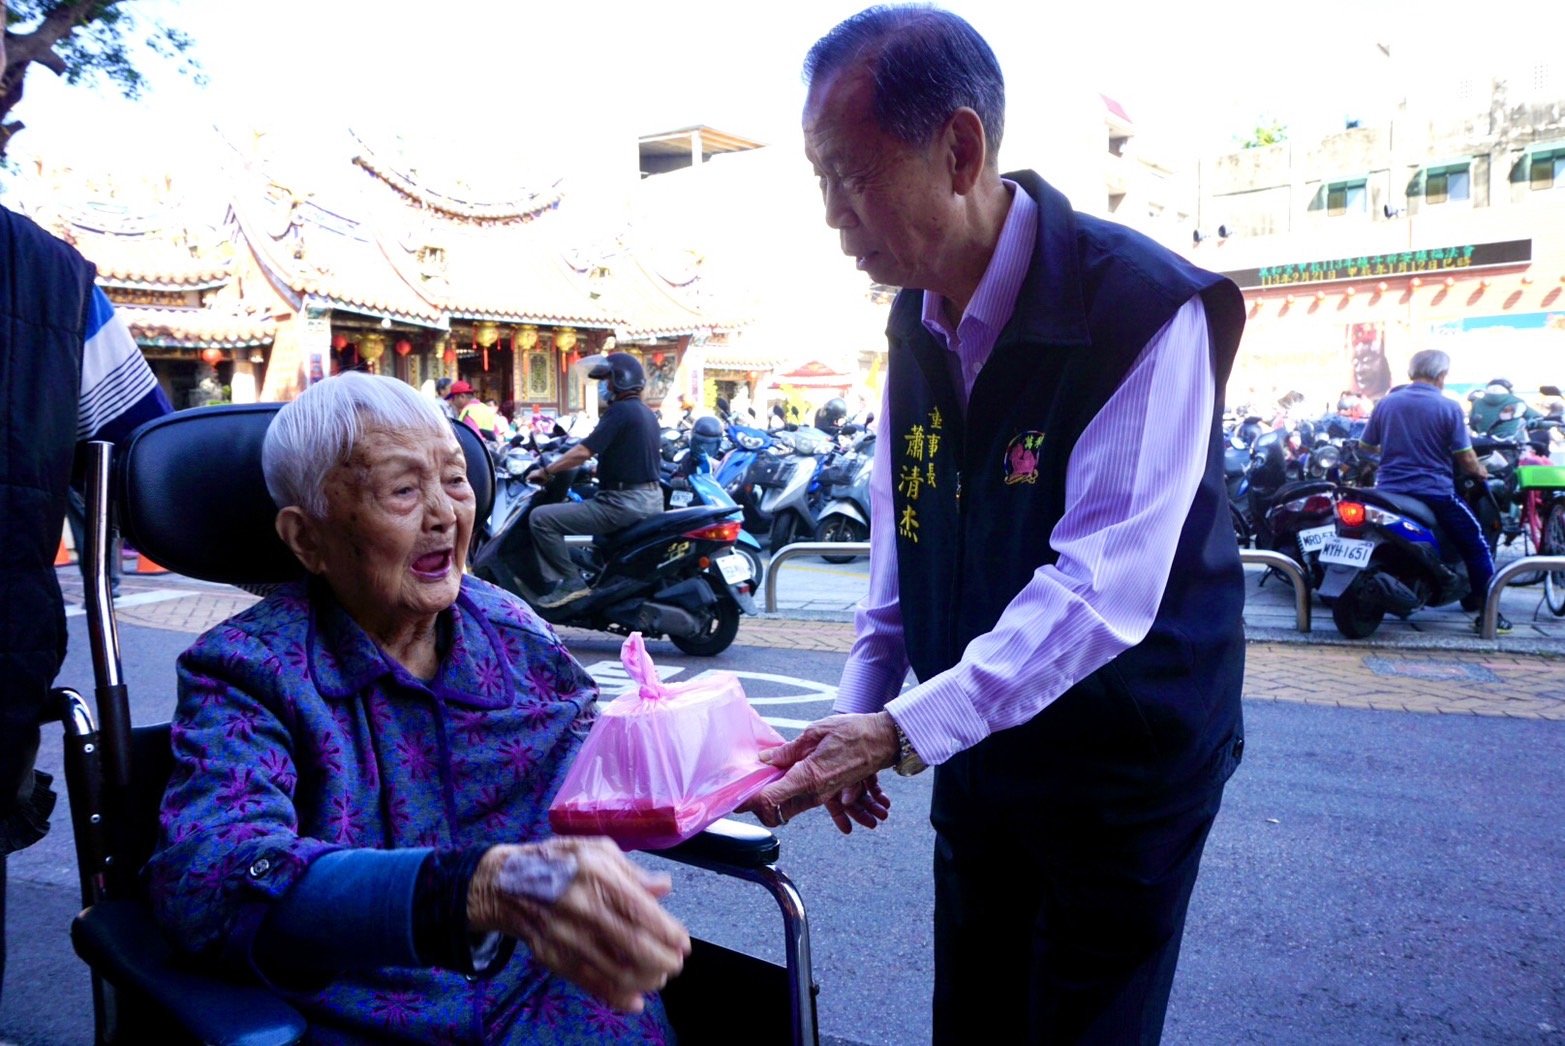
1186 53 1565 413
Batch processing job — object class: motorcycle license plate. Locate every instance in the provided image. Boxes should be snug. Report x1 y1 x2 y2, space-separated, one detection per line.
670 490 694 507
716 553 752 585
1297 524 1336 554
1318 536 1373 568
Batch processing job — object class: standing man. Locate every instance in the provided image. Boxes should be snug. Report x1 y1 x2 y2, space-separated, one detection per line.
1359 349 1501 631
746 7 1247 1042
526 353 662 608
1 205 171 998
444 379 500 441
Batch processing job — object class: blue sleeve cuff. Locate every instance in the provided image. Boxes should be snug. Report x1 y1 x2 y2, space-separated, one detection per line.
255 847 431 974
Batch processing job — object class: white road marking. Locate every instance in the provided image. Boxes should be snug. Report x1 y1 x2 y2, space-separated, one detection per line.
582 662 835 730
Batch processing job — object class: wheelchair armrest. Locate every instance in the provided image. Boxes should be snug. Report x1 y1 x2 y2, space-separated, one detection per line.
72 899 307 1046
657 817 780 869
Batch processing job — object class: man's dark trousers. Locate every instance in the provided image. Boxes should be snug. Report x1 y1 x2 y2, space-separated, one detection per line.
1415 492 1494 600
930 712 1237 1044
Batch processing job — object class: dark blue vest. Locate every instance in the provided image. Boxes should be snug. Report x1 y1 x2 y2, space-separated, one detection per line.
889 172 1246 796
1 205 95 845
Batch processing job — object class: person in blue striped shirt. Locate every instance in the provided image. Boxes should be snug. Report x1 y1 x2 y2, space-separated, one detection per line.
0 202 171 1004
63 286 175 595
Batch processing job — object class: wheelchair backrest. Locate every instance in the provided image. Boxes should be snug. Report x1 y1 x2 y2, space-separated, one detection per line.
113 403 495 586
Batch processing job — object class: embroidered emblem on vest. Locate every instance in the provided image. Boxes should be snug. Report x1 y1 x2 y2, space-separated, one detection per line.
1003 431 1045 485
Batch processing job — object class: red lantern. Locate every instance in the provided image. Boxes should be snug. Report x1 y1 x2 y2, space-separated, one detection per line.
395 339 413 357
652 352 665 366
331 333 349 351
443 349 457 367
200 348 224 365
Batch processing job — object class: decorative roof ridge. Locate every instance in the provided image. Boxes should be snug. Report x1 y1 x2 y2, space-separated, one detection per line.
95 271 229 291
351 144 563 225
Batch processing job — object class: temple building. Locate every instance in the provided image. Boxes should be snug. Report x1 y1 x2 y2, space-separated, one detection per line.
6 129 752 417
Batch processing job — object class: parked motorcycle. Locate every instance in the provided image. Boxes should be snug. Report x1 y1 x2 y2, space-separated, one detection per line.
662 442 767 591
1316 488 1473 639
745 425 833 550
471 461 755 656
813 430 874 563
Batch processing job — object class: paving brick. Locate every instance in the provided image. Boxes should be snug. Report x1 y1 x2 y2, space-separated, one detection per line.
56 567 1565 722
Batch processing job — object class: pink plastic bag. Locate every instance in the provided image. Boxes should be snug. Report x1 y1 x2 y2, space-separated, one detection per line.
548 632 785 851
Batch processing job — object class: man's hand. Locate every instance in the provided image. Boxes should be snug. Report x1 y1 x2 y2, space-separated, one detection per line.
526 467 549 486
467 837 691 1013
741 712 898 833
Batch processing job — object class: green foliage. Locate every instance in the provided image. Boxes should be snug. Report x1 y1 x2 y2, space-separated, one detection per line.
1239 119 1288 149
2 1 203 155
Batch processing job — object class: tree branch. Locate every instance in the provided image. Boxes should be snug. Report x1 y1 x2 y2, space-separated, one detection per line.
4 1 111 69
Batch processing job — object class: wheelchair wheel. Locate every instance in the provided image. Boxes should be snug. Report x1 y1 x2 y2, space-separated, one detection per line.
1544 502 1565 616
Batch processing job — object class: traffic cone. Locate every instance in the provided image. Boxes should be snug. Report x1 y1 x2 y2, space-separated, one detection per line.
133 552 169 575
54 538 72 566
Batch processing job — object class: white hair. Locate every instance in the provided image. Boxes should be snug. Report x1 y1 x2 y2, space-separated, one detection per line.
1407 349 1451 382
263 372 451 518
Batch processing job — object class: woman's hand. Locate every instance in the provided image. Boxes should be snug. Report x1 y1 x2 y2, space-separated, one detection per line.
467 837 690 1013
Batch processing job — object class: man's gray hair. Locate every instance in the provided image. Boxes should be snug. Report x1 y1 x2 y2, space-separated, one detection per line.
263 372 451 519
1408 349 1451 382
803 4 1005 160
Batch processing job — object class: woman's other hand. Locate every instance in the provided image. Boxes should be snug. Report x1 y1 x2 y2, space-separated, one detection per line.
467 837 691 1013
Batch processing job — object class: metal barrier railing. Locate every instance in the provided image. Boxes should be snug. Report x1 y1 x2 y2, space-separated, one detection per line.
764 542 870 613
1480 555 1565 640
1239 549 1311 633
764 541 1314 633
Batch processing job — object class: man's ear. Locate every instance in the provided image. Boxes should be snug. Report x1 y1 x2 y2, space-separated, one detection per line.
946 107 988 195
275 507 328 575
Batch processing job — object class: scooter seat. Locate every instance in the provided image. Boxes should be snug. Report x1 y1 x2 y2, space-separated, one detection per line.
1354 488 1439 531
596 506 733 551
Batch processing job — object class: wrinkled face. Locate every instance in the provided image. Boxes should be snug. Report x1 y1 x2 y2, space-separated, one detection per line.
313 425 474 631
804 66 957 291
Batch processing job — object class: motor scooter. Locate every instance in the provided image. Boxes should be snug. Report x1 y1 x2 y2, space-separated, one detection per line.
1316 487 1471 638
746 425 832 550
663 449 767 589
813 430 874 563
471 463 755 655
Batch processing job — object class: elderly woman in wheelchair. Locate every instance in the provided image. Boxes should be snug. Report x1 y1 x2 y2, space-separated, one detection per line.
144 372 689 1042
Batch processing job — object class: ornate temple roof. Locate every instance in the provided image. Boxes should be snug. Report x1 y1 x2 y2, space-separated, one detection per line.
118 306 276 349
22 197 234 292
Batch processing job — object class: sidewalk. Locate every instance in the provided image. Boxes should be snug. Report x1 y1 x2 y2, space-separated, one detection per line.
63 566 1565 721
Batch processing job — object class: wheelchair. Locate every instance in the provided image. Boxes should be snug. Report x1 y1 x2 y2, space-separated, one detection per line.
55 402 819 1045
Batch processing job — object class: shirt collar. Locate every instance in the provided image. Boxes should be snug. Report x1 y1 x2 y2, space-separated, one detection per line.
306 576 515 708
890 170 1092 349
919 178 1037 350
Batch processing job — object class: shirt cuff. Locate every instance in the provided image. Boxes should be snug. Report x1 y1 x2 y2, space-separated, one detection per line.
884 675 993 767
254 847 430 975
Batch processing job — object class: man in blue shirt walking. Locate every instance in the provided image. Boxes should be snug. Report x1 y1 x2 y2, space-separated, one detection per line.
1360 349 1502 631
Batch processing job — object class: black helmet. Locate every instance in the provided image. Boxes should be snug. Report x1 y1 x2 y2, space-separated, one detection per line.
692 416 723 440
1488 377 1514 391
586 352 646 396
814 398 848 431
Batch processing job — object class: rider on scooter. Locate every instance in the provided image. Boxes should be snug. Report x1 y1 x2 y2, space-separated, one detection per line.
1359 349 1504 632
526 353 663 608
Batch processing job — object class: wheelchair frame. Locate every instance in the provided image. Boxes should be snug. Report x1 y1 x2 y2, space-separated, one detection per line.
58 421 820 1045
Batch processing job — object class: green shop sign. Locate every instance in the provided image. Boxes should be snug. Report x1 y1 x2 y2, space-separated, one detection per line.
1223 239 1531 290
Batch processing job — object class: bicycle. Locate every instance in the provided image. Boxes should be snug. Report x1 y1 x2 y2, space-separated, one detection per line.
1515 464 1565 615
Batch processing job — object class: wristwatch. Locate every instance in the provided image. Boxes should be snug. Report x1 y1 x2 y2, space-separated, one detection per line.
890 715 927 777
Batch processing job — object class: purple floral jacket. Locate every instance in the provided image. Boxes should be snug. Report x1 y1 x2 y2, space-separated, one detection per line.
146 576 671 1044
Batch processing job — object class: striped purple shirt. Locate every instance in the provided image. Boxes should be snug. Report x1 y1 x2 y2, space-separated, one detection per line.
835 181 1216 765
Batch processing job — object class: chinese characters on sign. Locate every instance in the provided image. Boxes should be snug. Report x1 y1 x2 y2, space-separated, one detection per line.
1221 239 1532 291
